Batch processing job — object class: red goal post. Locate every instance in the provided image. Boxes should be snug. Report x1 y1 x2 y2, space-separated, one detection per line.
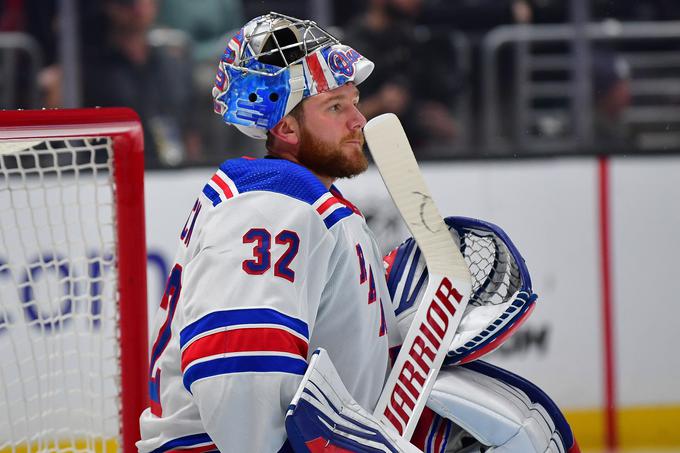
0 108 148 452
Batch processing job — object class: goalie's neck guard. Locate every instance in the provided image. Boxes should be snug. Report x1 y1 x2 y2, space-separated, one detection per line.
212 12 374 139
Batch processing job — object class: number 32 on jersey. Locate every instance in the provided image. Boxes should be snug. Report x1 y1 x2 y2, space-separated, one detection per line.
242 228 300 282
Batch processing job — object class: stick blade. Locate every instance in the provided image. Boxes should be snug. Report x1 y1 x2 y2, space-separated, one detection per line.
364 113 468 278
365 113 473 438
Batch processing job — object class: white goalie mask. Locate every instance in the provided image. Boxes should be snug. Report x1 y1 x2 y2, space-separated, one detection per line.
212 12 375 139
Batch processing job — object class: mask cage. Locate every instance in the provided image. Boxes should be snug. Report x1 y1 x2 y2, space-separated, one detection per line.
232 12 340 77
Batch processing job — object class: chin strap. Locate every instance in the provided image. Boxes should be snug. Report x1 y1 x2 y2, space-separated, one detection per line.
285 64 306 115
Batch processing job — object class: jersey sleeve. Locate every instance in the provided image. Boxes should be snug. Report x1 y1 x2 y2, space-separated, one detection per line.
178 191 332 452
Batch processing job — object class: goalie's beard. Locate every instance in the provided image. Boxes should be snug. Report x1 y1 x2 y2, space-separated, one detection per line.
297 125 368 180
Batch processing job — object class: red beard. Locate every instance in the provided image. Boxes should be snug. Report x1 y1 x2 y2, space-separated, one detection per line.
296 126 369 180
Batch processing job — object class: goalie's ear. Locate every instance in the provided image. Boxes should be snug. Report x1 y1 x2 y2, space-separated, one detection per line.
382 216 537 365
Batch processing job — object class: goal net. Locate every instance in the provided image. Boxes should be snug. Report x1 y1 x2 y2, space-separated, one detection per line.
0 108 148 453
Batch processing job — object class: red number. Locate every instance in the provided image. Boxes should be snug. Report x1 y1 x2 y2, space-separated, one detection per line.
274 230 300 282
243 228 299 282
356 244 367 284
356 244 386 337
180 199 202 247
367 266 376 305
242 228 271 275
149 264 183 416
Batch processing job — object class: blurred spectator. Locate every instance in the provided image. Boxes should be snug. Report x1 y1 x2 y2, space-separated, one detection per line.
20 1 108 110
154 0 254 163
155 0 243 63
593 0 680 22
81 0 201 168
423 0 680 31
592 50 634 149
343 0 462 152
421 0 536 35
23 0 107 67
0 0 24 31
1 0 31 109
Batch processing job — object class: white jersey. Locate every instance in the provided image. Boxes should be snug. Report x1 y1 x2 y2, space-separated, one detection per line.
138 157 399 453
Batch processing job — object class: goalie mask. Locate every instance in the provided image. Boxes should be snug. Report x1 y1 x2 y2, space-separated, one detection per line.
212 12 375 139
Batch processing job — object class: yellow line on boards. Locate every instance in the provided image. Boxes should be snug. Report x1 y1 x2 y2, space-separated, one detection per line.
0 438 118 453
565 406 680 449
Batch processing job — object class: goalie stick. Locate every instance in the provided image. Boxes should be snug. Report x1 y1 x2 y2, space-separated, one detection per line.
364 113 473 440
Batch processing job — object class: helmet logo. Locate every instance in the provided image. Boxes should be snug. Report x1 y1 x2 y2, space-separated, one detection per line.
215 66 228 91
327 49 361 78
222 30 243 64
223 48 236 64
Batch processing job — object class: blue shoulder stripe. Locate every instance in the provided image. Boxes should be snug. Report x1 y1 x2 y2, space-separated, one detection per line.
323 206 354 229
202 184 222 207
180 307 309 348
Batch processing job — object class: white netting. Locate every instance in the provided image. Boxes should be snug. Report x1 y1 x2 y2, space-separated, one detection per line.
458 228 522 308
0 138 120 452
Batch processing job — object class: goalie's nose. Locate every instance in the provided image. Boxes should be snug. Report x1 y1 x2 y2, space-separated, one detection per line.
349 104 367 131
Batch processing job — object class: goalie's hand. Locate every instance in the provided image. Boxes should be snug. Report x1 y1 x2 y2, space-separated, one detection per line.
285 349 421 453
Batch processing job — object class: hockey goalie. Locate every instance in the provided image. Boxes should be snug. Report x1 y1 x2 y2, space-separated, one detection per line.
137 11 580 453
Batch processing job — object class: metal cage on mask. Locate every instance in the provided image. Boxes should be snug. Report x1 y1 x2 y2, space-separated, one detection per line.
212 12 374 139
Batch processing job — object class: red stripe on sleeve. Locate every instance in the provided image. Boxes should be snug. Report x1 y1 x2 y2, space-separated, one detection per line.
330 187 363 217
316 196 340 215
150 399 162 418
181 327 309 371
305 54 329 93
211 174 234 199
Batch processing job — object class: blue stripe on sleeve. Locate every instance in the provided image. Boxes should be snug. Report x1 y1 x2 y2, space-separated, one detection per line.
202 184 222 206
180 307 309 349
322 207 353 229
149 378 160 404
183 355 308 391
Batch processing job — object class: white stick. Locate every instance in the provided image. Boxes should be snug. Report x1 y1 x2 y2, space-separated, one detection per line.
364 113 472 439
